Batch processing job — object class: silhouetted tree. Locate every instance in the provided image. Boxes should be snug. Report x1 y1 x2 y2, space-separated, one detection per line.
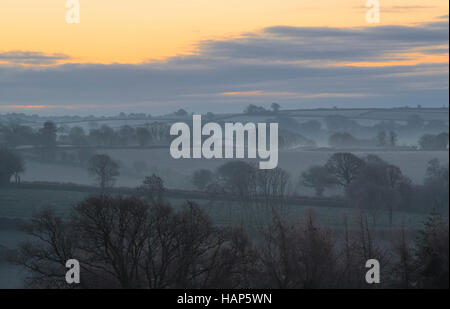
244 104 266 114
139 174 165 204
301 165 336 197
10 197 255 288
328 132 360 148
217 161 256 199
38 121 57 148
346 155 411 226
255 211 337 288
174 109 188 117
87 154 120 193
117 125 135 146
424 159 449 212
136 127 152 146
419 132 449 150
325 153 365 187
415 211 449 288
68 126 87 145
0 147 25 186
391 226 416 288
271 102 280 113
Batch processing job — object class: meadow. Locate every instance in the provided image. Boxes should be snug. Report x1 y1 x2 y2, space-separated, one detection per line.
20 149 449 189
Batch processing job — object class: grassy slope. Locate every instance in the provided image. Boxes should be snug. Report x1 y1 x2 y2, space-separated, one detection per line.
0 186 427 230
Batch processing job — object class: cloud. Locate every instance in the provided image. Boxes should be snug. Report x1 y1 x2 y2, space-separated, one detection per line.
0 51 71 65
0 20 448 114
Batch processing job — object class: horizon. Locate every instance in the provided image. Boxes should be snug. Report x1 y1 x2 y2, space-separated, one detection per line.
0 104 449 118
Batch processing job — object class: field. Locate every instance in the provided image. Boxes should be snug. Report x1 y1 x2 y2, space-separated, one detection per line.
20 149 449 189
0 184 429 227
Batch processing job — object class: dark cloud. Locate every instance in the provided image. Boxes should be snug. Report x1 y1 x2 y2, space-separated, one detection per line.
198 22 447 64
0 51 71 65
0 20 448 114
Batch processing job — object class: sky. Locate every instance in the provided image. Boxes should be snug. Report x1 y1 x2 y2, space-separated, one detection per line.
0 0 448 115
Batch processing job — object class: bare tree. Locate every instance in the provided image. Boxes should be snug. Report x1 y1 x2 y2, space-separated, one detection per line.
10 196 255 289
347 155 411 226
325 153 365 187
301 165 337 197
8 208 78 288
415 211 449 288
391 225 416 288
217 161 256 200
254 167 291 221
87 154 120 193
424 159 449 212
139 174 165 205
255 211 337 288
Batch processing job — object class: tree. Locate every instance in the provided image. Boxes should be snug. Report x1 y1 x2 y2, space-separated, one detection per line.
174 109 188 117
87 154 120 193
391 227 416 288
328 132 359 148
136 127 152 147
415 211 449 288
68 126 87 145
325 153 365 187
419 132 449 150
256 211 337 288
1 124 34 148
10 197 255 288
89 125 117 146
192 169 214 190
301 165 336 197
118 125 135 146
244 104 266 114
424 159 449 212
0 147 25 186
389 131 398 147
254 167 291 219
38 121 57 148
346 155 411 226
270 102 280 113
139 174 165 204
217 161 256 199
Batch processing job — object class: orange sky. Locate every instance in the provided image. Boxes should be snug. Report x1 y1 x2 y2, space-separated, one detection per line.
1 0 448 64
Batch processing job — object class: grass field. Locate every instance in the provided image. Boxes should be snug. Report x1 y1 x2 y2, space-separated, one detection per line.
0 186 429 230
0 188 87 218
19 150 449 189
